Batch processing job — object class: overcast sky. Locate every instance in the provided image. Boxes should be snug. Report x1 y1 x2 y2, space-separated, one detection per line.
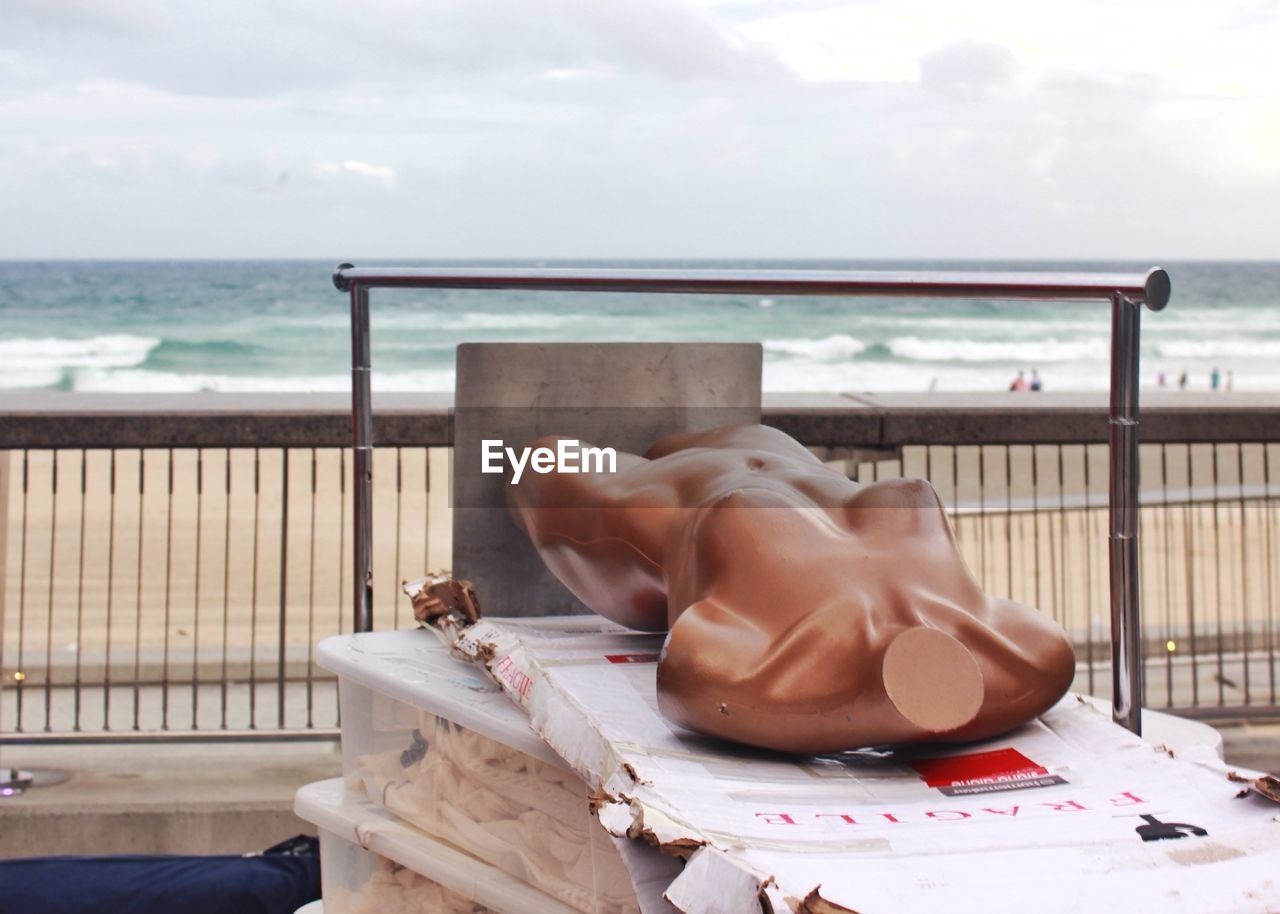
3 0 1278 260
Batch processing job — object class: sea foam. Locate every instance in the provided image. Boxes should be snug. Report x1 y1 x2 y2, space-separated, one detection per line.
0 334 160 370
1154 339 1280 360
280 311 576 332
764 334 867 361
889 337 1108 363
70 367 457 393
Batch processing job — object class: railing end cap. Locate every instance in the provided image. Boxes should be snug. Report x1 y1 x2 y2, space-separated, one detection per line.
333 263 355 292
1144 267 1171 311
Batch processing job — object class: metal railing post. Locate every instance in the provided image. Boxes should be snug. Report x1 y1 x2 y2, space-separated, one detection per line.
1109 291 1143 734
337 264 374 633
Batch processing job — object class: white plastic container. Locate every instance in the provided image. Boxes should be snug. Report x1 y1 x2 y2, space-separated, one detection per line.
297 778 580 914
316 630 640 914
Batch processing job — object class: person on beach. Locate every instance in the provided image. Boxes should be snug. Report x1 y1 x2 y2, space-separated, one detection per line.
1211 367 1221 390
1179 370 1189 390
1009 370 1028 392
1030 369 1042 392
1158 371 1167 387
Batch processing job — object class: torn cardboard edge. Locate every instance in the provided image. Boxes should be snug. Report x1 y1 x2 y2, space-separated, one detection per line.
405 572 482 626
1228 769 1280 804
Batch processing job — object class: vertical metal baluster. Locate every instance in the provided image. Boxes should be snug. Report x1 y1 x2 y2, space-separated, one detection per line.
924 444 933 492
336 448 346 729
1237 444 1250 706
338 449 347 635
104 448 119 727
16 451 28 730
1265 443 1276 705
1161 445 1174 707
978 446 988 589
43 451 59 732
0 451 9 739
306 448 318 729
74 450 88 731
430 448 435 576
1183 445 1199 708
161 450 175 729
949 446 962 554
192 451 204 728
220 452 232 730
1212 445 1225 707
1050 445 1063 627
1005 446 1014 599
943 446 960 558
249 449 261 729
1139 446 1150 706
394 448 403 629
277 448 289 729
1031 446 1041 611
104 451 116 729
131 450 145 730
1083 444 1095 695
1057 445 1068 647
962 446 976 554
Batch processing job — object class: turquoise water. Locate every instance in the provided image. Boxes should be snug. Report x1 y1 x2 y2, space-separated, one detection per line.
1 260 1277 392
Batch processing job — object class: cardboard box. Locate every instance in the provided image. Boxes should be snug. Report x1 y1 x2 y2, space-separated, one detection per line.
436 615 1280 914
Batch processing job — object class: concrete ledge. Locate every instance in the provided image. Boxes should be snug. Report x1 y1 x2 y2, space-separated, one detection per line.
0 741 341 856
0 804 317 857
2 391 1277 449
0 393 453 450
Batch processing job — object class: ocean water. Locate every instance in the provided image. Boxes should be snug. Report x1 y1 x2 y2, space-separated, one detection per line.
1 260 1278 394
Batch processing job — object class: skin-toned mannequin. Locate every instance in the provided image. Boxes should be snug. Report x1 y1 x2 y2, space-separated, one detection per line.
507 425 1076 755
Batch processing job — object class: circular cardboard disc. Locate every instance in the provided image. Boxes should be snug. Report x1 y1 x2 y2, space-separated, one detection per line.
882 627 984 733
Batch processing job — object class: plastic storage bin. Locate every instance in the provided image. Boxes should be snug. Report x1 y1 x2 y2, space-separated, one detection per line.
297 778 580 914
317 630 639 914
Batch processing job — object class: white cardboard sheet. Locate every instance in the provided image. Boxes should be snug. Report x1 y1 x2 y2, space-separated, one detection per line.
435 614 1280 914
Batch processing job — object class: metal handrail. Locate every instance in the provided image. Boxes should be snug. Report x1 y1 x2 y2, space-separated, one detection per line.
332 265 1171 307
334 263 1171 734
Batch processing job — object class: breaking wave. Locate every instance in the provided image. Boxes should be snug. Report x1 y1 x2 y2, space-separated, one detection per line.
68 368 456 393
1154 339 1280 360
284 311 578 331
0 334 160 371
888 337 1107 363
764 334 867 361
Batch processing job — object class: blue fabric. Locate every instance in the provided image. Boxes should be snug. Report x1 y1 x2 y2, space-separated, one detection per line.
0 848 320 914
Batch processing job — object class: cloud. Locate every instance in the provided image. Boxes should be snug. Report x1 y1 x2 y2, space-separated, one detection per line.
1 0 790 98
313 160 397 187
709 0 876 23
919 40 1018 98
0 0 1276 259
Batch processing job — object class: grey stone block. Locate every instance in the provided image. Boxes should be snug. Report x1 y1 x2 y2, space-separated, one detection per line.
453 343 762 616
